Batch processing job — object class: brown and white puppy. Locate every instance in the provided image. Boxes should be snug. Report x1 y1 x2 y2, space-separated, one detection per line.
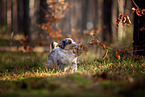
46 38 77 71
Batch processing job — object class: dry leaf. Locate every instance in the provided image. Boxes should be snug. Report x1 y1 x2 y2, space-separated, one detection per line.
88 38 100 45
140 27 145 31
115 50 121 60
117 55 120 60
80 43 88 52
132 7 136 13
136 8 142 17
73 43 88 57
90 29 96 36
103 45 106 49
116 13 131 27
125 14 131 26
64 44 76 50
122 16 126 25
102 49 108 59
141 9 145 15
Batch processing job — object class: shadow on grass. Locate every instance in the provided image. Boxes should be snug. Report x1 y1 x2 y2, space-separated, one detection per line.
0 39 21 46
0 75 104 97
0 74 145 97
0 51 45 74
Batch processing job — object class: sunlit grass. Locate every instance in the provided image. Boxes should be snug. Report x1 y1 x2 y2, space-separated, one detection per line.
0 51 144 97
0 51 144 80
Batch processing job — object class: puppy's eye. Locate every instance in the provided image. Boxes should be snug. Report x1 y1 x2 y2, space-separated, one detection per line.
68 40 72 44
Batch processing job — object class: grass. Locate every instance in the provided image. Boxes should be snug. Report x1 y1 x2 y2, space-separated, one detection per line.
0 51 145 97
0 33 23 46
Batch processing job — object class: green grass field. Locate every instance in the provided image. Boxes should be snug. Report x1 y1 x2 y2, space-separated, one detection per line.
0 51 145 97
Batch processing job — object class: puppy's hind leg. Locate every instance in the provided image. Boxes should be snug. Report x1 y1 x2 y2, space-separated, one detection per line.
46 60 54 70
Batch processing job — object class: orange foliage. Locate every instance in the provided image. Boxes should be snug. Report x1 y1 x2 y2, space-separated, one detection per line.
140 27 145 31
37 0 70 42
136 8 142 17
116 13 131 28
74 43 88 57
132 7 145 16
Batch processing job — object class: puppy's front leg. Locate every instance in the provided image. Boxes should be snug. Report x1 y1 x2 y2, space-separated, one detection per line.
58 64 65 71
57 60 65 71
47 60 54 69
58 63 70 72
72 63 77 72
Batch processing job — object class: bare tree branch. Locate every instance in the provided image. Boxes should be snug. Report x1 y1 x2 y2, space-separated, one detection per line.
131 0 141 10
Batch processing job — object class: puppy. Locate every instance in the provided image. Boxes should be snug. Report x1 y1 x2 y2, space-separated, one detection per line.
46 38 77 71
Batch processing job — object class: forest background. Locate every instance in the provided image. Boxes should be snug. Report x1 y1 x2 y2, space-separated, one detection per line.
0 0 145 97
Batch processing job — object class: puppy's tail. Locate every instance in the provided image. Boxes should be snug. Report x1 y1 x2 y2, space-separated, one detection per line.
50 41 58 52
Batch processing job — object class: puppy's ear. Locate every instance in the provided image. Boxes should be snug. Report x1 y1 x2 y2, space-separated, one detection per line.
59 41 66 49
50 42 58 52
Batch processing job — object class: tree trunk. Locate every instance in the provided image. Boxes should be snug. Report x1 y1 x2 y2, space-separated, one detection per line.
86 0 94 30
23 0 31 41
102 0 113 43
0 0 7 30
7 0 11 31
11 0 13 32
39 0 47 24
35 0 40 24
60 0 71 34
117 0 125 41
13 0 18 33
112 0 117 43
70 0 77 30
75 0 83 33
17 0 24 33
133 0 145 56
29 0 35 25
82 0 88 31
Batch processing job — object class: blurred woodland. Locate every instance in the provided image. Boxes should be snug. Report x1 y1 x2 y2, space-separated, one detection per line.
0 0 145 96
0 0 144 56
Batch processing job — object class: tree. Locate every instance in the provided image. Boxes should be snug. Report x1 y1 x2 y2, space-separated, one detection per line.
133 0 145 56
23 0 31 41
13 0 18 33
17 0 24 33
117 0 125 41
111 0 117 43
0 0 7 30
17 0 31 41
102 0 113 43
39 0 47 24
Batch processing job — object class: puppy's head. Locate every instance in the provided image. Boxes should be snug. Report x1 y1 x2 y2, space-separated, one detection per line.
59 38 76 49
